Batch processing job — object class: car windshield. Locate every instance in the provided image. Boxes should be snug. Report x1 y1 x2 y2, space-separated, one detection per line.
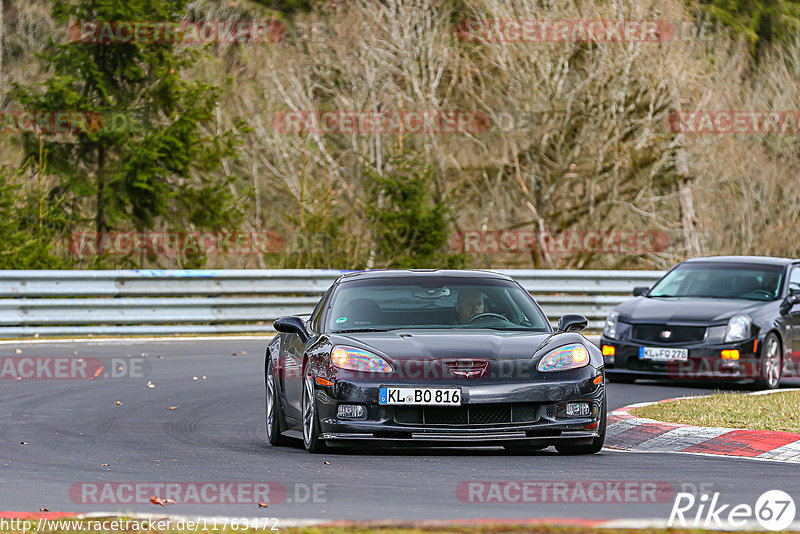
327 277 551 332
648 263 784 301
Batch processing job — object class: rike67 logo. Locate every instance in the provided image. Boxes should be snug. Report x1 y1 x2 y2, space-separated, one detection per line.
669 490 796 531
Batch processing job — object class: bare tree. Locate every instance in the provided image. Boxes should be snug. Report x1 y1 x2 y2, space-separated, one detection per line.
1 0 4 94
8 0 800 268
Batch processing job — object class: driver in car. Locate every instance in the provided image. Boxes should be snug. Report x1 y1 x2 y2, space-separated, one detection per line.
455 288 486 324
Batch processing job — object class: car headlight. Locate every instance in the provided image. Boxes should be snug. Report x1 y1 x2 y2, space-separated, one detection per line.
724 315 752 343
537 343 590 372
331 346 393 373
603 311 620 339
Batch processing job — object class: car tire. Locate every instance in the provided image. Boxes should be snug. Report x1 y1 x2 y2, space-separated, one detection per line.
555 398 606 455
754 333 782 390
607 373 636 384
302 367 328 453
266 359 290 446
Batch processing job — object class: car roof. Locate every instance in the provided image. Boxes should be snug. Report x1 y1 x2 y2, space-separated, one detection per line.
336 269 515 283
682 255 797 266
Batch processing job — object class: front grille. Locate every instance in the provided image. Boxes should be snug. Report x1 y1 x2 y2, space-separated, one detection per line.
632 324 706 344
442 359 489 378
394 403 540 426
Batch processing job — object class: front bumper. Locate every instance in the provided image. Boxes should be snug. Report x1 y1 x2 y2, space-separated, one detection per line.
600 335 762 382
311 371 604 444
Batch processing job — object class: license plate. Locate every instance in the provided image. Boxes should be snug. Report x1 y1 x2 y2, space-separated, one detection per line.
639 347 688 361
379 387 461 406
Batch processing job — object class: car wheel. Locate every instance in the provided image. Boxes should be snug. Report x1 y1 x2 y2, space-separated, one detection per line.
266 359 290 446
555 398 606 455
755 333 782 390
302 367 328 453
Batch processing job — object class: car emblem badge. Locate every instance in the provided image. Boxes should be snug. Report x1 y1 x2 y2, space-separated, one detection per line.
660 330 672 339
442 359 489 378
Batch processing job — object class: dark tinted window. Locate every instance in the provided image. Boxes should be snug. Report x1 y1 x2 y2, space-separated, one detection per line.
649 263 784 301
310 286 334 332
328 277 550 332
789 266 800 295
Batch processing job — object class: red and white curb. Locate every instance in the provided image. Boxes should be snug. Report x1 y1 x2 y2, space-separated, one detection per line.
3 511 800 531
607 389 800 462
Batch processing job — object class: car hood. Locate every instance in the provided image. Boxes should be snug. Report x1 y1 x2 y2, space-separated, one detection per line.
330 329 554 361
617 297 767 324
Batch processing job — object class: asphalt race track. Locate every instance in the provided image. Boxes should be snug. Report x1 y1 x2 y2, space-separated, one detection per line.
1 338 799 523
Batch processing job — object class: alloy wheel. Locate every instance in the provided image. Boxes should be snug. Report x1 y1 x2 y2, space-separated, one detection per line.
764 336 781 388
303 375 315 448
266 366 275 440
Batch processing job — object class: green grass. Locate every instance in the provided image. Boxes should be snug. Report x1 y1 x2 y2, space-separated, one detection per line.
630 391 800 433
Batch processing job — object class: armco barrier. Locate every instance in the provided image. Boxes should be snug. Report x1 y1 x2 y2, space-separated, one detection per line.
0 269 664 337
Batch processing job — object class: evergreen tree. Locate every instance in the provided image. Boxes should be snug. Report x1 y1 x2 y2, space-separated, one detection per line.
12 0 241 265
699 0 800 54
0 165 69 269
365 151 466 269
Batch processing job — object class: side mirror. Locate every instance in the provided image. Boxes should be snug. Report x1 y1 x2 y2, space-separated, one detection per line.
273 316 311 342
633 287 649 297
780 295 800 315
557 314 588 333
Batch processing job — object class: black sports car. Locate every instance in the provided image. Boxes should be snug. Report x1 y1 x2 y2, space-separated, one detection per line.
601 256 800 389
265 270 606 454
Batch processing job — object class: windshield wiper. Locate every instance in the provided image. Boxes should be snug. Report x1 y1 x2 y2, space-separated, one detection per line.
487 327 546 332
687 295 741 299
654 294 736 299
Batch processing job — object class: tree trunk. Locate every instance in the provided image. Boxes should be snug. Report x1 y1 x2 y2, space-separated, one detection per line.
0 0 4 95
95 145 108 235
672 88 701 257
366 130 383 269
678 180 700 257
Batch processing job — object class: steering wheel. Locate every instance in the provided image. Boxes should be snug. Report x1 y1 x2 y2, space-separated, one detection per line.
466 312 509 325
749 289 773 299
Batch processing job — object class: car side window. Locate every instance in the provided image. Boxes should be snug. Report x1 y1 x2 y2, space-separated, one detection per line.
310 287 333 332
790 266 800 295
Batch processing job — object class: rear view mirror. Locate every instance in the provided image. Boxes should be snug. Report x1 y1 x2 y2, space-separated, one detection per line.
780 295 800 315
557 314 588 333
273 316 311 342
633 287 649 297
412 287 451 299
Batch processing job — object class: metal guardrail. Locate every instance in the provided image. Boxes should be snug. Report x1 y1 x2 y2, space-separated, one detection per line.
0 269 665 337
